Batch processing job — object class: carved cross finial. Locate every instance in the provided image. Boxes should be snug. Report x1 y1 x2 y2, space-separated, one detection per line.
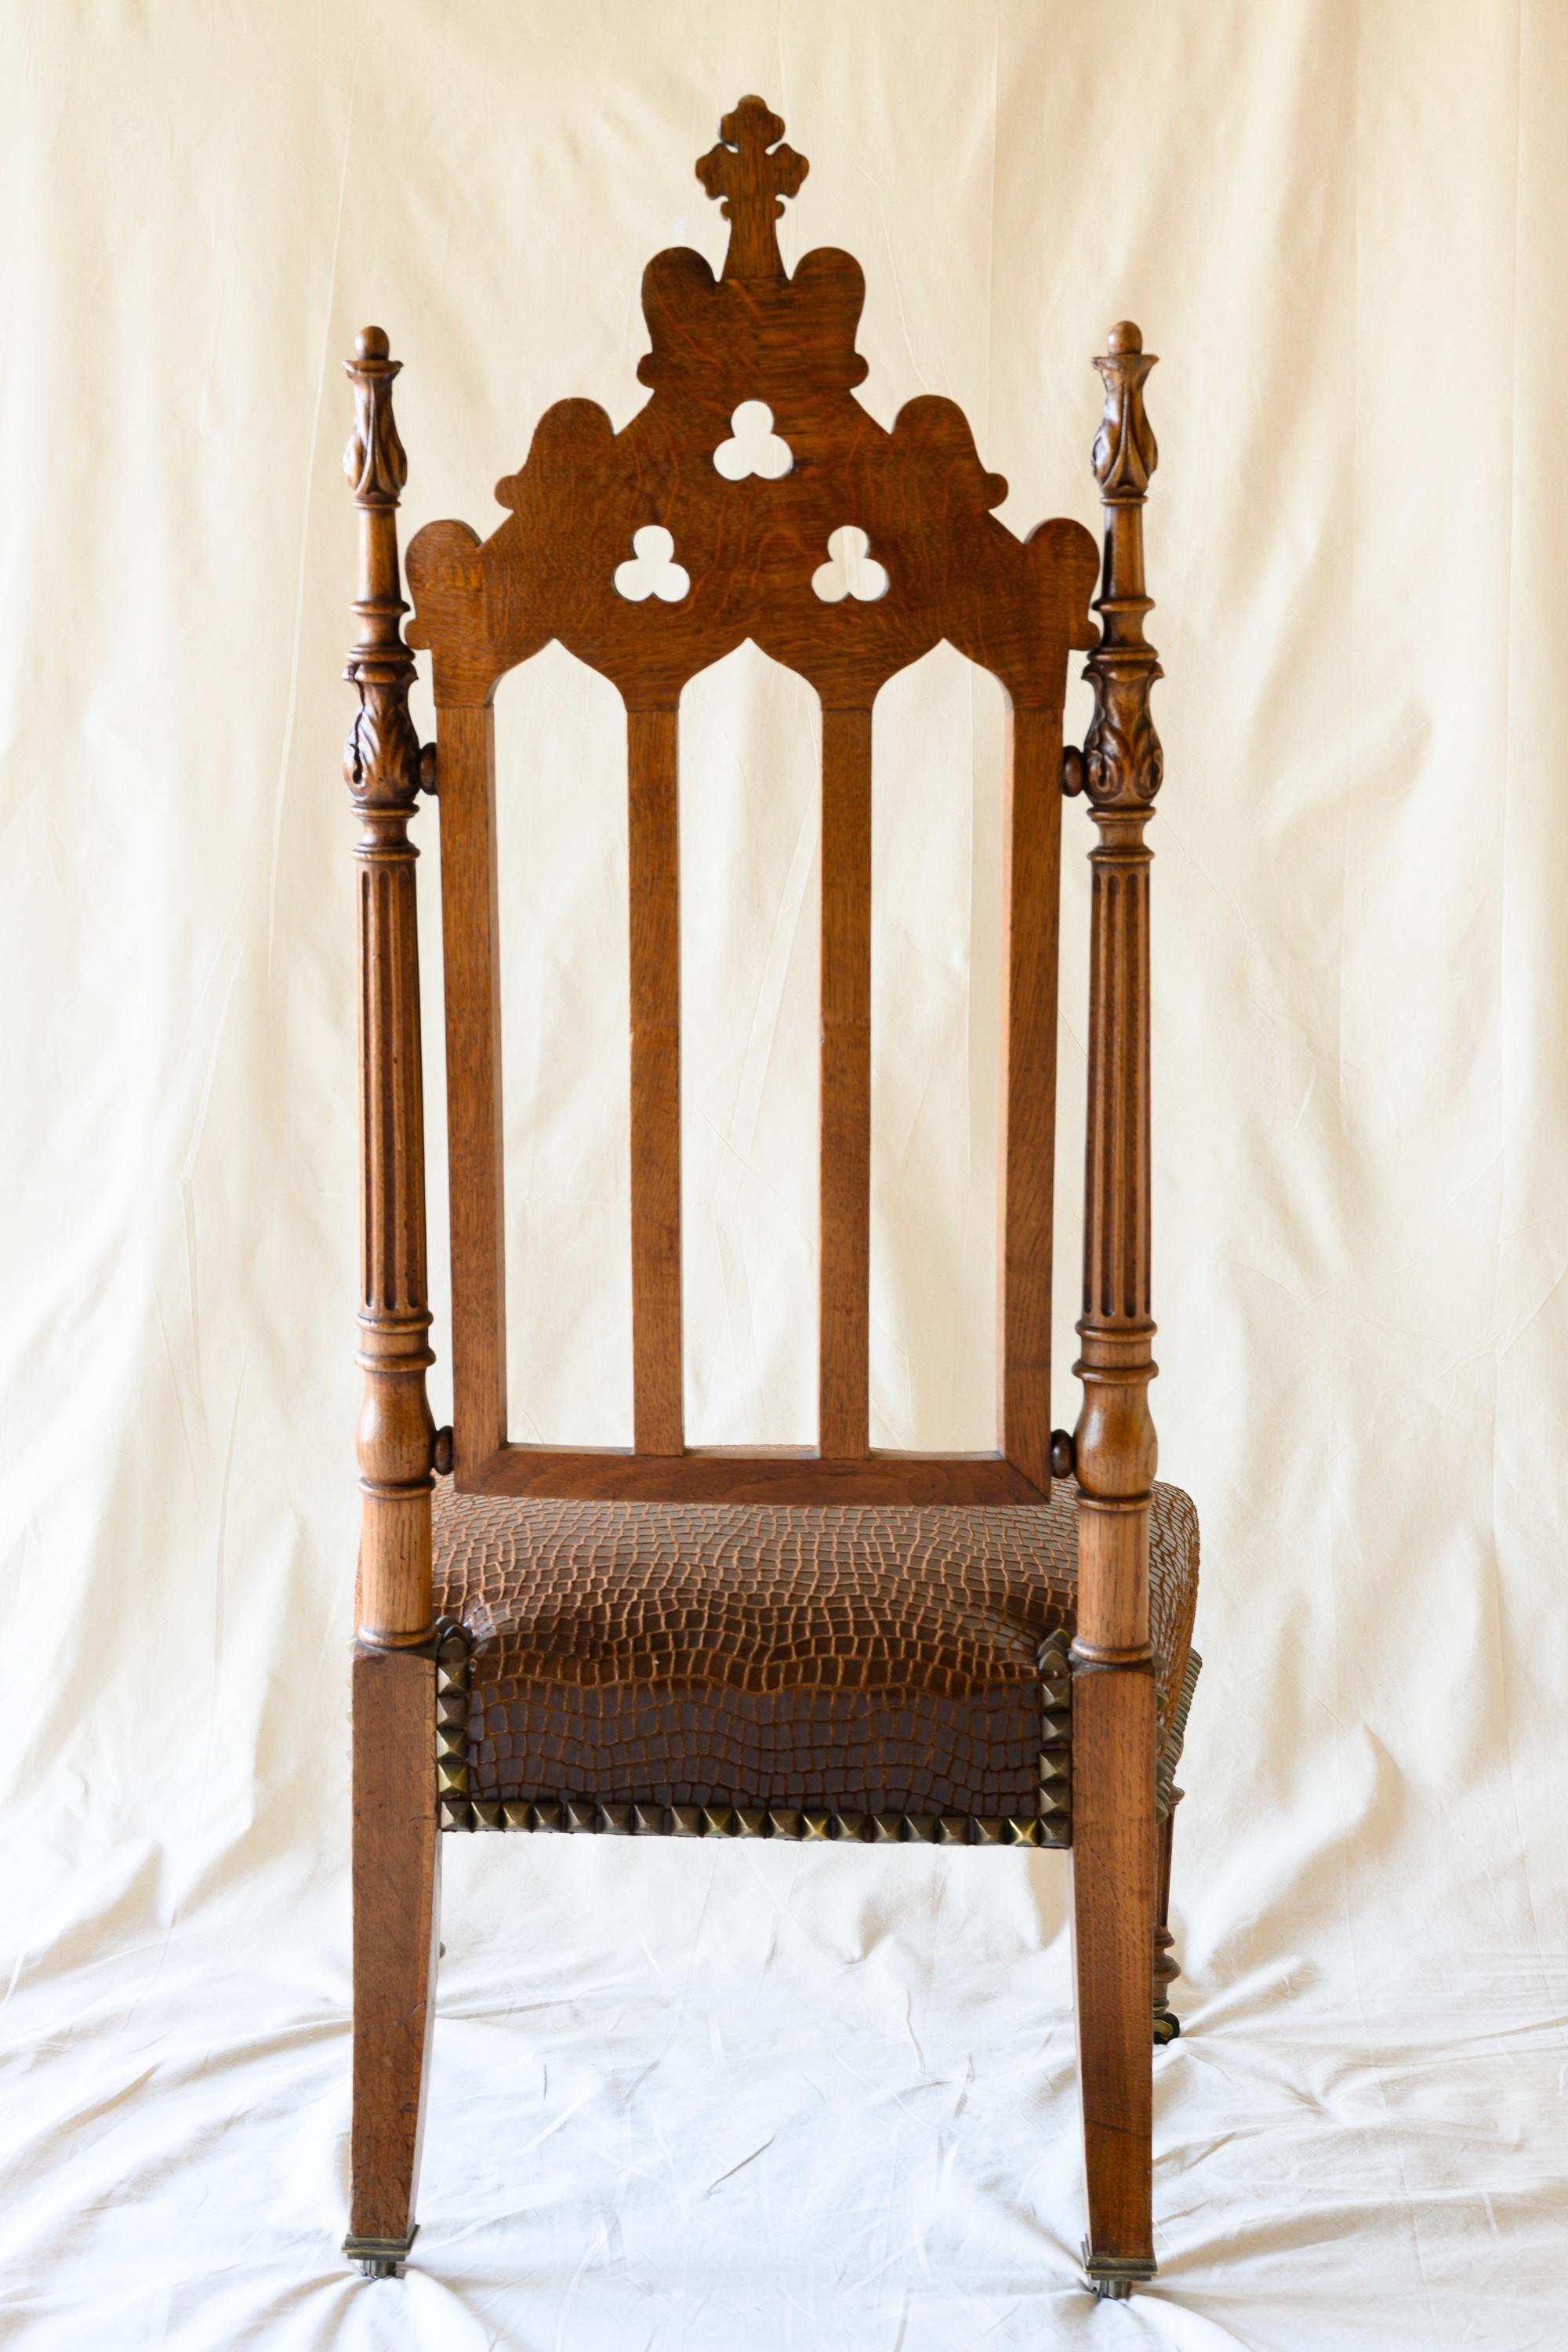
696 96 808 282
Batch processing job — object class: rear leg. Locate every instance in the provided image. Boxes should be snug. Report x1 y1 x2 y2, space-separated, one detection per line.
1152 1650 1200 2047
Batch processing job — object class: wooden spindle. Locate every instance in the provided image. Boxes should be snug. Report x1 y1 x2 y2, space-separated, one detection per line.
818 704 873 1460
998 703 1064 1495
1071 320 1163 2292
344 326 436 1647
627 705 684 1456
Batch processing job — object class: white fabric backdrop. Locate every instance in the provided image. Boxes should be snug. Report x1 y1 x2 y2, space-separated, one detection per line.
2 3 1565 2343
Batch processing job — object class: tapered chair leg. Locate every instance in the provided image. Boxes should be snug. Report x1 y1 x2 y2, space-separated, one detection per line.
1152 1788 1183 2045
1073 1659 1158 2299
345 1641 441 2279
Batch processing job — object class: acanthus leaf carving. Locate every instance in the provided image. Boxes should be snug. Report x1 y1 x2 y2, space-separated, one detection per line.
343 671 421 808
1083 658 1163 809
343 331 408 506
1091 323 1158 503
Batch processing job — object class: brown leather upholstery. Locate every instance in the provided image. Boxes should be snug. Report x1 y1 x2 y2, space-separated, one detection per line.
433 1480 1200 1821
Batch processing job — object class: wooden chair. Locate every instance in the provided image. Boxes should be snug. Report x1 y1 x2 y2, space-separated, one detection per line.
339 96 1200 2300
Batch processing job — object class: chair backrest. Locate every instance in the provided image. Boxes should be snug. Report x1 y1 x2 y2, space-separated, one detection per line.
397 97 1109 1508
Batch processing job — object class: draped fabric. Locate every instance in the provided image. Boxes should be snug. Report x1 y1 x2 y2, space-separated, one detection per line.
2 4 1564 2343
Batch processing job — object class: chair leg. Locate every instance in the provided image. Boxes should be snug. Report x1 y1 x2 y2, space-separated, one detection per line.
345 1641 441 2279
1073 1660 1157 2299
1152 1788 1183 2045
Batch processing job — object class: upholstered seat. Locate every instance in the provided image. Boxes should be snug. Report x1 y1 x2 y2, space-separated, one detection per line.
433 1480 1200 1835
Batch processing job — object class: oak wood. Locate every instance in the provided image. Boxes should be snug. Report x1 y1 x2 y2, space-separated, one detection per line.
1072 1661 1157 2257
405 98 1098 1499
435 703 508 1477
344 328 435 1647
348 1640 441 2247
466 1443 1048 1506
342 104 1188 2298
818 706 872 1457
1069 321 1163 2277
627 707 684 1455
998 704 1064 1494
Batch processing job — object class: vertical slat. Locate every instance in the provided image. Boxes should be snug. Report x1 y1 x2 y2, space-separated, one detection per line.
437 702 508 1477
627 705 684 1456
998 702 1063 1494
818 703 872 1459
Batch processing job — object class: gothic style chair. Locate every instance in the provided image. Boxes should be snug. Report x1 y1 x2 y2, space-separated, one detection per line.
339 96 1200 2300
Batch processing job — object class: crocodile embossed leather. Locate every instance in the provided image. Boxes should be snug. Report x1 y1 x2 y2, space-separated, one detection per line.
432 1482 1199 1824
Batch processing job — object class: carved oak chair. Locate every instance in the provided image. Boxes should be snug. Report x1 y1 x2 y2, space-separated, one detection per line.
339 96 1200 2300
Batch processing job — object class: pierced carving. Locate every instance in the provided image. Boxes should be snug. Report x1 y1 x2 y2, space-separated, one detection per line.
713 399 793 481
695 95 808 282
405 103 1098 713
1091 321 1158 503
613 524 691 604
811 525 890 604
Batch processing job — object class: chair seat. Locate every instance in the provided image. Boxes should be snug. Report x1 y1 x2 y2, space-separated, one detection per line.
433 1479 1200 1830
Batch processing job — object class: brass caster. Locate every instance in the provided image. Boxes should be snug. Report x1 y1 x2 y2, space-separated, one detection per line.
343 2227 416 2279
1153 2005 1181 2046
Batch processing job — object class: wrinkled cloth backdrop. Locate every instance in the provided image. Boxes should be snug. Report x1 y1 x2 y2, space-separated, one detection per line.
2 3 1565 2346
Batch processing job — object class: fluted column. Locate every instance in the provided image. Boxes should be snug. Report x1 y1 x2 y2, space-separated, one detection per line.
343 326 435 1649
1071 320 1163 2293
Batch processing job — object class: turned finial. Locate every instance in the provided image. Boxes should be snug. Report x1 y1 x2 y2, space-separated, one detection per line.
1092 320 1158 504
343 325 408 507
696 96 808 282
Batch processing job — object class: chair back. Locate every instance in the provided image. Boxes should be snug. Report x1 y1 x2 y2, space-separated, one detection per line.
402 98 1102 1506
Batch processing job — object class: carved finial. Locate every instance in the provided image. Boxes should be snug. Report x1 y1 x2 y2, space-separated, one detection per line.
695 96 808 281
343 325 408 507
1091 321 1157 503
1082 320 1162 811
343 328 419 809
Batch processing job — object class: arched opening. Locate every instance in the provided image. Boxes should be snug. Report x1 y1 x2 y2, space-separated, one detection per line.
492 645 632 1445
680 644 819 1445
870 643 1005 1453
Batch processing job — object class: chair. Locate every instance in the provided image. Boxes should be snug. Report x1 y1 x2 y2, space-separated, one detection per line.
338 96 1200 2301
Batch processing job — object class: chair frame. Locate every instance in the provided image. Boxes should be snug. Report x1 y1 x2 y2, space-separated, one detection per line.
339 97 1172 2298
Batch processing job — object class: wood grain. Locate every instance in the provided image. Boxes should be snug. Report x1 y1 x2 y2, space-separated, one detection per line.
1072 1660 1156 2260
466 1443 1047 1507
347 1640 441 2249
343 327 435 1648
627 706 684 1455
818 706 871 1458
998 702 1063 1495
435 702 508 1477
1069 321 1163 2283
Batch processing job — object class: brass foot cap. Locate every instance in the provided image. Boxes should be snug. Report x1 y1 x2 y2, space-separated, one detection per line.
1153 2006 1182 2045
1081 2239 1156 2299
344 2226 416 2280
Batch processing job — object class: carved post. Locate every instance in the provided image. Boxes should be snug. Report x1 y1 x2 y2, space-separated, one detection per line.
343 326 436 1650
1071 321 1162 2295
